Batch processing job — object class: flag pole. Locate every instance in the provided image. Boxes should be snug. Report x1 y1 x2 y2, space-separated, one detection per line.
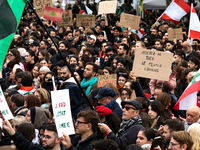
27 1 101 120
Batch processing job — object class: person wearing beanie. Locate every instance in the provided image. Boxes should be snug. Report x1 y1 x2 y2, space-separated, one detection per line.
95 106 121 134
39 66 50 80
98 100 144 150
95 87 122 120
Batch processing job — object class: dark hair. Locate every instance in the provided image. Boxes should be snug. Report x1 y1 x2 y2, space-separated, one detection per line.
105 112 121 133
21 71 33 86
27 50 36 62
139 112 152 128
180 60 188 69
17 123 35 142
163 119 185 132
120 44 129 53
7 60 18 69
91 139 120 150
148 101 166 122
69 55 79 64
105 46 117 54
45 124 57 137
77 110 99 132
15 71 24 81
11 94 25 107
39 57 48 64
83 48 95 56
48 48 56 57
120 88 132 97
85 62 98 74
103 66 113 74
140 128 155 141
39 50 49 60
189 56 199 68
125 144 143 150
80 54 93 68
117 59 127 68
25 94 41 109
178 69 192 89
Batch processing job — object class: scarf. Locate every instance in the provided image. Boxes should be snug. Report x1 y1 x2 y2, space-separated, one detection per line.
81 76 97 96
105 100 116 108
116 115 142 138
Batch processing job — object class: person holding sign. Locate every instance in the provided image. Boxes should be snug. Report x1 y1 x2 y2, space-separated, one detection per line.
2 121 66 150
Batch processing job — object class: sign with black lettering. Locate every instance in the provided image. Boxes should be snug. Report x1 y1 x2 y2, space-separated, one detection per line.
58 10 73 27
97 74 117 87
33 0 53 18
132 48 173 81
76 14 95 28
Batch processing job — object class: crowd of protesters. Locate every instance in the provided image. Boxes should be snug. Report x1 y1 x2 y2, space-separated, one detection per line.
1 0 200 150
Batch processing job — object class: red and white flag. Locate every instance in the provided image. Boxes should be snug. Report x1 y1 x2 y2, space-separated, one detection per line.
188 4 200 41
160 0 190 24
131 29 145 39
43 6 63 22
174 69 200 110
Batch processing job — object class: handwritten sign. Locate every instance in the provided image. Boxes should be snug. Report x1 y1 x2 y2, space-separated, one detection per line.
51 89 75 137
33 0 53 18
58 10 73 28
97 74 117 87
120 13 141 30
76 14 95 28
167 28 183 40
98 1 117 15
0 87 14 120
132 48 173 81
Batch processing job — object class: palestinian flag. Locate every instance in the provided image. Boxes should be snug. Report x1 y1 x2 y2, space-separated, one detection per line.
131 29 145 39
174 69 200 110
0 0 27 70
43 6 63 22
78 0 93 14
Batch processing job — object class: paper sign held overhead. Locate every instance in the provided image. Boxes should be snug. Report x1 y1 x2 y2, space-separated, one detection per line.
120 13 141 30
76 14 95 28
33 0 53 18
97 74 117 87
0 86 14 120
132 48 173 81
98 1 117 15
51 89 75 137
43 6 63 22
58 10 73 28
167 28 183 41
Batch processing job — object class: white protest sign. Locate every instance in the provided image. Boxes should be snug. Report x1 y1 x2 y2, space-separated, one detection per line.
51 89 75 137
0 86 14 120
0 118 2 128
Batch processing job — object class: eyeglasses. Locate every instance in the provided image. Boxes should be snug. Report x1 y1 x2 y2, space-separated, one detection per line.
118 72 127 76
169 142 179 147
122 106 137 111
75 120 88 125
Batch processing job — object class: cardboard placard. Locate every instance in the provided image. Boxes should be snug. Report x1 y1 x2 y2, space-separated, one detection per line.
120 13 141 30
167 28 183 40
51 89 75 137
98 1 117 15
97 74 117 87
76 14 95 28
0 87 14 120
132 48 173 81
33 0 53 18
58 10 73 28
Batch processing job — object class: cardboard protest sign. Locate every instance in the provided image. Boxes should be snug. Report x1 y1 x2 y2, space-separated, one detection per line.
120 13 140 30
132 48 173 81
97 74 117 87
51 89 75 137
43 6 63 22
167 28 183 40
76 14 95 28
98 1 117 15
33 0 53 18
0 87 14 120
58 10 73 28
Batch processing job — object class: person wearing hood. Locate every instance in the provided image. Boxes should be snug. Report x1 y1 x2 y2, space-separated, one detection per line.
25 106 49 144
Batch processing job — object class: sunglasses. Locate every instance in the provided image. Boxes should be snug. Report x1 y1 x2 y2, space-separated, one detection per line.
122 106 137 111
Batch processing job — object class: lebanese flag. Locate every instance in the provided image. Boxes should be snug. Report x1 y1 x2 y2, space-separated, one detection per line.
43 6 63 22
131 29 145 39
173 69 200 110
188 4 200 41
160 0 190 24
